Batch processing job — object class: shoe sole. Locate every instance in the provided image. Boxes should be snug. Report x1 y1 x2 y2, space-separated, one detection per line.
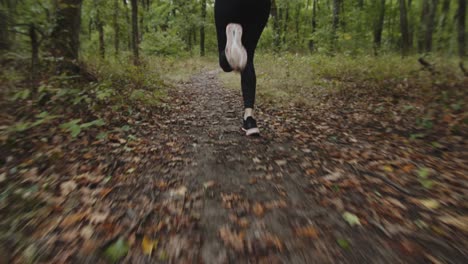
226 24 247 72
242 127 260 136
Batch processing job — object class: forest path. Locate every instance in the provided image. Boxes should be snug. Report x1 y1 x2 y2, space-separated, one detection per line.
152 70 448 263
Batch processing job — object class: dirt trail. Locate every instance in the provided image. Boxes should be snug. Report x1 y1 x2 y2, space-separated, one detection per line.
154 70 465 263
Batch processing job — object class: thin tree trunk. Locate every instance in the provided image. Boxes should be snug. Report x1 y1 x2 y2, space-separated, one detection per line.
270 0 281 51
282 3 289 44
399 0 411 56
458 0 466 58
374 0 386 54
97 10 105 59
358 0 364 9
424 0 438 52
0 8 9 51
200 0 206 56
437 0 450 51
113 0 120 56
309 0 318 51
418 0 429 52
130 0 139 65
332 0 341 50
29 23 39 89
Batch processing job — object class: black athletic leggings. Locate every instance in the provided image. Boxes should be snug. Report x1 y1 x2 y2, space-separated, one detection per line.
215 0 271 109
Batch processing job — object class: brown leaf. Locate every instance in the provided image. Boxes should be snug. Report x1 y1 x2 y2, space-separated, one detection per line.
89 211 109 224
99 188 113 198
203 180 216 189
295 226 318 238
252 203 265 217
219 226 244 252
60 180 77 196
438 215 468 232
237 218 250 228
80 225 94 239
275 160 287 166
60 212 88 227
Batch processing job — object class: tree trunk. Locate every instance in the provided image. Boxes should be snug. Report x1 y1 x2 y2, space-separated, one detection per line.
458 0 466 58
97 10 105 59
29 23 39 89
418 0 429 52
282 3 289 45
0 8 9 51
50 0 83 62
358 0 364 9
113 0 120 56
309 0 318 51
399 0 411 56
200 0 206 56
374 0 386 53
130 0 139 65
332 0 341 50
437 0 450 51
270 0 281 51
424 0 439 52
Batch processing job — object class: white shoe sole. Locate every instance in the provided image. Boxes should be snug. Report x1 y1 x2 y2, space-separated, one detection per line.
226 24 247 72
242 127 260 136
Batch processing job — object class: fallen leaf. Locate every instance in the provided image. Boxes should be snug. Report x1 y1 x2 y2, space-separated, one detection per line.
142 236 157 255
90 211 109 224
419 199 440 210
253 157 261 163
306 169 316 176
343 212 361 226
438 215 468 232
0 173 5 183
252 203 265 217
219 226 244 252
155 180 168 190
80 225 94 239
237 218 249 228
83 152 93 159
60 180 77 196
60 212 88 227
323 171 343 181
99 188 113 198
295 225 318 238
275 160 287 166
104 238 129 263
383 165 394 173
170 186 187 197
337 238 350 250
402 164 414 173
203 181 215 189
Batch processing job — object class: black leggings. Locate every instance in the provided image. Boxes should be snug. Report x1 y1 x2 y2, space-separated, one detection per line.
215 0 271 109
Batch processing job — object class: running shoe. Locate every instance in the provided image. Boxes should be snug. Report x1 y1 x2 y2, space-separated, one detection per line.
242 116 260 136
225 23 247 72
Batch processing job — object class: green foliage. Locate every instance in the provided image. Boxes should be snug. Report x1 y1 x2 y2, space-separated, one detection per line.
104 238 129 263
59 118 105 138
141 31 187 56
1 111 60 135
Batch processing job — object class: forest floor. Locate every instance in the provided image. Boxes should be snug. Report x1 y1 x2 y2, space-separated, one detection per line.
1 61 467 263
